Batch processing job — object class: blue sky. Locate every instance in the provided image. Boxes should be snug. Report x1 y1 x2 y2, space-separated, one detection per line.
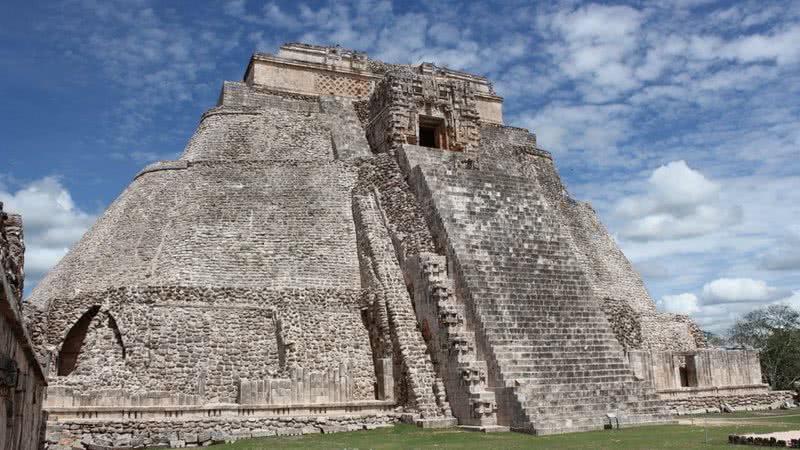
1 0 798 333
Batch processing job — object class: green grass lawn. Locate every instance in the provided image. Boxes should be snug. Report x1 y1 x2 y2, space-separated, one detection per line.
697 409 800 421
208 410 800 450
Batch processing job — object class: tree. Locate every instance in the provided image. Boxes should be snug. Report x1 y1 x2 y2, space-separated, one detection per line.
729 304 800 349
728 304 800 390
702 330 728 348
760 328 800 390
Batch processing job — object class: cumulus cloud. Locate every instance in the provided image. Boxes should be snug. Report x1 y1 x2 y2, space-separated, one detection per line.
519 103 631 155
658 293 700 314
0 178 96 286
658 279 798 333
614 161 741 241
541 4 644 99
702 278 792 304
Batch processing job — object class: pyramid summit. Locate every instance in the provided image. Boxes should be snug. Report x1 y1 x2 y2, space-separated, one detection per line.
25 43 787 444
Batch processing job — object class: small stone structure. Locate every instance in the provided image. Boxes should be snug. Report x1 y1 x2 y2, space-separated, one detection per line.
25 43 784 446
0 202 48 449
730 431 800 447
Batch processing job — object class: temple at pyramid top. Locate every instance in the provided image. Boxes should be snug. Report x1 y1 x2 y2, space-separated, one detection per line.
244 43 504 124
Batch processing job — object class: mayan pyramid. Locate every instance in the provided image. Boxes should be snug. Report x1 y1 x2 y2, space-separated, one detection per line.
27 44 775 443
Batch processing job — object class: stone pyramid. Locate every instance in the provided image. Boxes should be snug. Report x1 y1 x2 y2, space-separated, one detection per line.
28 44 774 445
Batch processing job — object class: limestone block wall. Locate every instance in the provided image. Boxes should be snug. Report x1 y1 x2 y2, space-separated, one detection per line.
47 413 400 449
27 161 361 311
627 350 764 391
354 154 436 258
41 287 375 404
633 349 795 415
319 96 372 159
247 49 376 98
180 107 333 161
244 44 503 124
660 389 793 414
0 205 47 450
217 81 321 108
239 364 359 406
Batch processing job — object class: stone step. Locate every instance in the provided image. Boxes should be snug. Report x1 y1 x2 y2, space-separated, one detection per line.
491 344 618 353
531 413 673 435
523 386 660 401
524 395 664 410
480 319 611 327
507 374 636 385
502 368 634 380
487 340 622 350
519 380 649 394
494 355 625 365
482 329 618 340
498 362 631 373
525 401 663 416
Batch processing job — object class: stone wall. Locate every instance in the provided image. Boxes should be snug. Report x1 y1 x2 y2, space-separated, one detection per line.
27 161 362 310
366 66 482 156
0 203 47 449
351 193 451 421
47 412 399 449
244 43 503 123
180 107 332 161
660 389 794 414
627 350 764 391
625 350 789 414
238 362 365 406
40 286 374 403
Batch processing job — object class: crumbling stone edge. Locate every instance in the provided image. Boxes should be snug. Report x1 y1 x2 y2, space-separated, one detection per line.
46 413 400 449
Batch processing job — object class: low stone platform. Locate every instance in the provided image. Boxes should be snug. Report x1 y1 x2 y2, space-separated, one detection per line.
460 425 511 433
729 431 800 447
46 412 401 449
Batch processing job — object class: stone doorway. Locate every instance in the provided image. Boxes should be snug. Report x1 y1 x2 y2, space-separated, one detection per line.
418 117 445 149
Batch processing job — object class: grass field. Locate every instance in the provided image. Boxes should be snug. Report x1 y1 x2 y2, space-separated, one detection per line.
207 409 800 449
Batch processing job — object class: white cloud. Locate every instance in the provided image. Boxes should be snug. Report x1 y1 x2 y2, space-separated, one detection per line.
519 103 631 155
0 177 96 286
721 25 800 66
658 293 700 314
780 291 800 309
702 277 792 304
614 161 741 241
110 151 179 164
760 231 800 270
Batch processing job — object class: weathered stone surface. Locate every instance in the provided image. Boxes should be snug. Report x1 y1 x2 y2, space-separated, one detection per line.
0 202 48 449
19 42 780 445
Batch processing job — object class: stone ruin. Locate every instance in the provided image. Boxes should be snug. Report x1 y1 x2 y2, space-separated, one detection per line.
0 202 47 450
23 43 792 447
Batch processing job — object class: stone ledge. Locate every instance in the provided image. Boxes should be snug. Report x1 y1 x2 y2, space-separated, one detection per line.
134 160 189 180
657 384 772 397
48 399 397 421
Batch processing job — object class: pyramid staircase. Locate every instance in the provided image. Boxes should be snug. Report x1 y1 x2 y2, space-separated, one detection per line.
406 253 506 431
404 155 671 434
